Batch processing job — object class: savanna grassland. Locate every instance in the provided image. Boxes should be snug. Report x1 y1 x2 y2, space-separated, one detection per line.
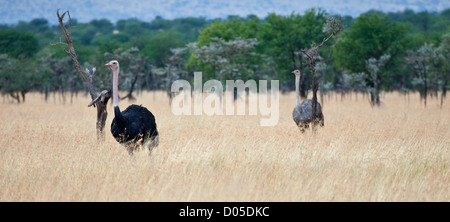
0 91 448 201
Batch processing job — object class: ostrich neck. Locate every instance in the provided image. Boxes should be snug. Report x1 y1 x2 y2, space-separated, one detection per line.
295 74 300 106
112 67 125 127
113 68 120 107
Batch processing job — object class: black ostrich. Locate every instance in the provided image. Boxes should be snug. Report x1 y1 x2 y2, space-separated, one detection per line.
291 70 324 133
106 60 159 156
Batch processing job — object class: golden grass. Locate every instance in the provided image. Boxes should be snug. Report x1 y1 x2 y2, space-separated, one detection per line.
0 91 448 201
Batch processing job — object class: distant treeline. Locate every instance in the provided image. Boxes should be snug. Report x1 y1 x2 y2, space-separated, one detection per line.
0 8 449 105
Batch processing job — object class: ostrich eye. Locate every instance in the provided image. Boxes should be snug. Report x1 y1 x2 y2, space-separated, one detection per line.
113 62 116 64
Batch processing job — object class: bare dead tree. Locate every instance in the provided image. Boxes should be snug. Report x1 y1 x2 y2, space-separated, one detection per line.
57 9 111 141
299 16 342 131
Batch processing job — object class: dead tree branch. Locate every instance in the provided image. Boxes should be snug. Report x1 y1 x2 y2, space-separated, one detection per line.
57 9 111 141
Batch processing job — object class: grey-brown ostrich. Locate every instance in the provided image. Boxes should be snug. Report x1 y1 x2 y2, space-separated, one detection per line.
291 70 324 132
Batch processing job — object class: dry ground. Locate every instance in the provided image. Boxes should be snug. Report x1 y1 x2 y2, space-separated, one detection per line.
0 91 448 201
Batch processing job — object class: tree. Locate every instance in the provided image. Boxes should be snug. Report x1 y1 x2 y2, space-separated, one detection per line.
165 47 189 103
89 19 114 35
334 12 408 105
0 29 40 103
436 33 450 107
37 50 80 102
0 29 39 58
15 18 55 48
196 17 258 45
170 17 209 42
187 18 262 84
188 37 259 81
142 30 185 67
259 9 328 96
405 43 435 107
0 54 41 103
406 39 450 108
365 54 391 106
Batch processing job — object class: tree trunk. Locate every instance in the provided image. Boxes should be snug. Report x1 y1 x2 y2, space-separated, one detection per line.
10 92 20 103
167 64 173 104
441 74 448 108
300 75 308 99
20 90 27 103
423 62 428 108
89 90 111 141
371 72 380 106
310 60 320 131
44 87 49 102
290 48 308 99
123 56 144 101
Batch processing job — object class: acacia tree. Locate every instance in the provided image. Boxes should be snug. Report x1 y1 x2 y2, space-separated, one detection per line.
435 33 450 107
0 29 39 58
0 54 42 103
406 39 450 108
334 12 408 106
35 49 82 103
405 43 436 107
189 37 260 81
366 54 391 106
0 28 40 103
165 47 189 103
145 47 189 103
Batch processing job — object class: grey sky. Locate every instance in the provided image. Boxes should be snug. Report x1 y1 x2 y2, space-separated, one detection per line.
1 0 448 24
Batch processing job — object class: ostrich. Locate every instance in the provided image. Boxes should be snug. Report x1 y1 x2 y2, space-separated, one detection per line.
291 70 324 132
106 60 159 156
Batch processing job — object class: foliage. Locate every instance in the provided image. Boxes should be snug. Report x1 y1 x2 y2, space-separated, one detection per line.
258 9 329 92
0 8 449 104
0 54 42 102
0 29 39 58
334 12 408 74
405 41 449 106
142 30 186 67
188 37 261 82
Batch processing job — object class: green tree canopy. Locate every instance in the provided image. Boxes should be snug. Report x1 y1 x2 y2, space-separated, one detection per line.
142 30 185 67
0 29 39 58
334 12 409 74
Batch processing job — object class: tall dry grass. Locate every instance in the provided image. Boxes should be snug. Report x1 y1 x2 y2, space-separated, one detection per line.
0 91 448 201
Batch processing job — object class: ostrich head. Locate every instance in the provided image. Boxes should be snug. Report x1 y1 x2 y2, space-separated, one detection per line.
105 60 119 71
291 70 300 76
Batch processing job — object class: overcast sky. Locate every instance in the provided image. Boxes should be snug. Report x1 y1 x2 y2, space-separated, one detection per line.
1 0 449 24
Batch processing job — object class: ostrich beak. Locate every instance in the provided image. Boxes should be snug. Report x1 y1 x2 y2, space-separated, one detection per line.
105 63 112 66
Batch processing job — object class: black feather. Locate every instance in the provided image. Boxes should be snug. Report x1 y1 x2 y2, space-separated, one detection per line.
111 104 159 147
